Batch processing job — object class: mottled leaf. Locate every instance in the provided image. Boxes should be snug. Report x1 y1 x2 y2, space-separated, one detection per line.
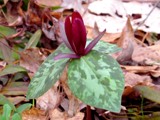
27 44 70 99
134 85 160 104
87 40 121 54
0 65 27 77
25 29 42 49
68 50 124 112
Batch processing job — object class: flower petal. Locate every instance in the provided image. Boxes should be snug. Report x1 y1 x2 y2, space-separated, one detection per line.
65 16 73 46
72 11 83 23
85 29 106 54
72 18 86 55
54 53 80 60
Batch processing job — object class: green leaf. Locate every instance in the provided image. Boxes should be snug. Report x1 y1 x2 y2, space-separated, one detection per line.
0 65 27 77
134 85 160 104
0 39 14 64
0 94 16 111
12 113 21 120
87 40 121 54
1 104 12 120
0 25 16 38
68 50 124 112
27 43 70 99
16 103 31 113
25 29 42 49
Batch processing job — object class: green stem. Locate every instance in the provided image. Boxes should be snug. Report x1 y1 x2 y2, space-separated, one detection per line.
32 99 35 107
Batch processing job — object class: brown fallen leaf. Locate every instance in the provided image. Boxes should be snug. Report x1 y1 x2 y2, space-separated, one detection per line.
36 81 63 111
22 107 47 120
20 48 50 77
132 44 160 65
4 1 24 26
60 67 81 117
123 72 152 96
25 0 42 26
49 109 84 120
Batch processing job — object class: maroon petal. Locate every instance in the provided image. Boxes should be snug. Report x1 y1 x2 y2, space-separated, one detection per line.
72 11 83 23
85 29 106 54
65 16 73 47
59 21 72 51
54 53 80 60
72 18 86 55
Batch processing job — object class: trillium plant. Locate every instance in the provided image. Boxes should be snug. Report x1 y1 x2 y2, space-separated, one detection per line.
27 11 124 113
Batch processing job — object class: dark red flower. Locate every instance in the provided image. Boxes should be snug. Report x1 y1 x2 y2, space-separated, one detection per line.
65 11 86 56
54 11 106 60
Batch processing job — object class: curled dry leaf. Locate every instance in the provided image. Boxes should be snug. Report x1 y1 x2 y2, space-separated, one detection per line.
42 17 60 41
116 17 137 64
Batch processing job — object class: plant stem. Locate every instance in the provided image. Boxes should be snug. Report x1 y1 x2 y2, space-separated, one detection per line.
32 99 35 107
86 105 91 120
